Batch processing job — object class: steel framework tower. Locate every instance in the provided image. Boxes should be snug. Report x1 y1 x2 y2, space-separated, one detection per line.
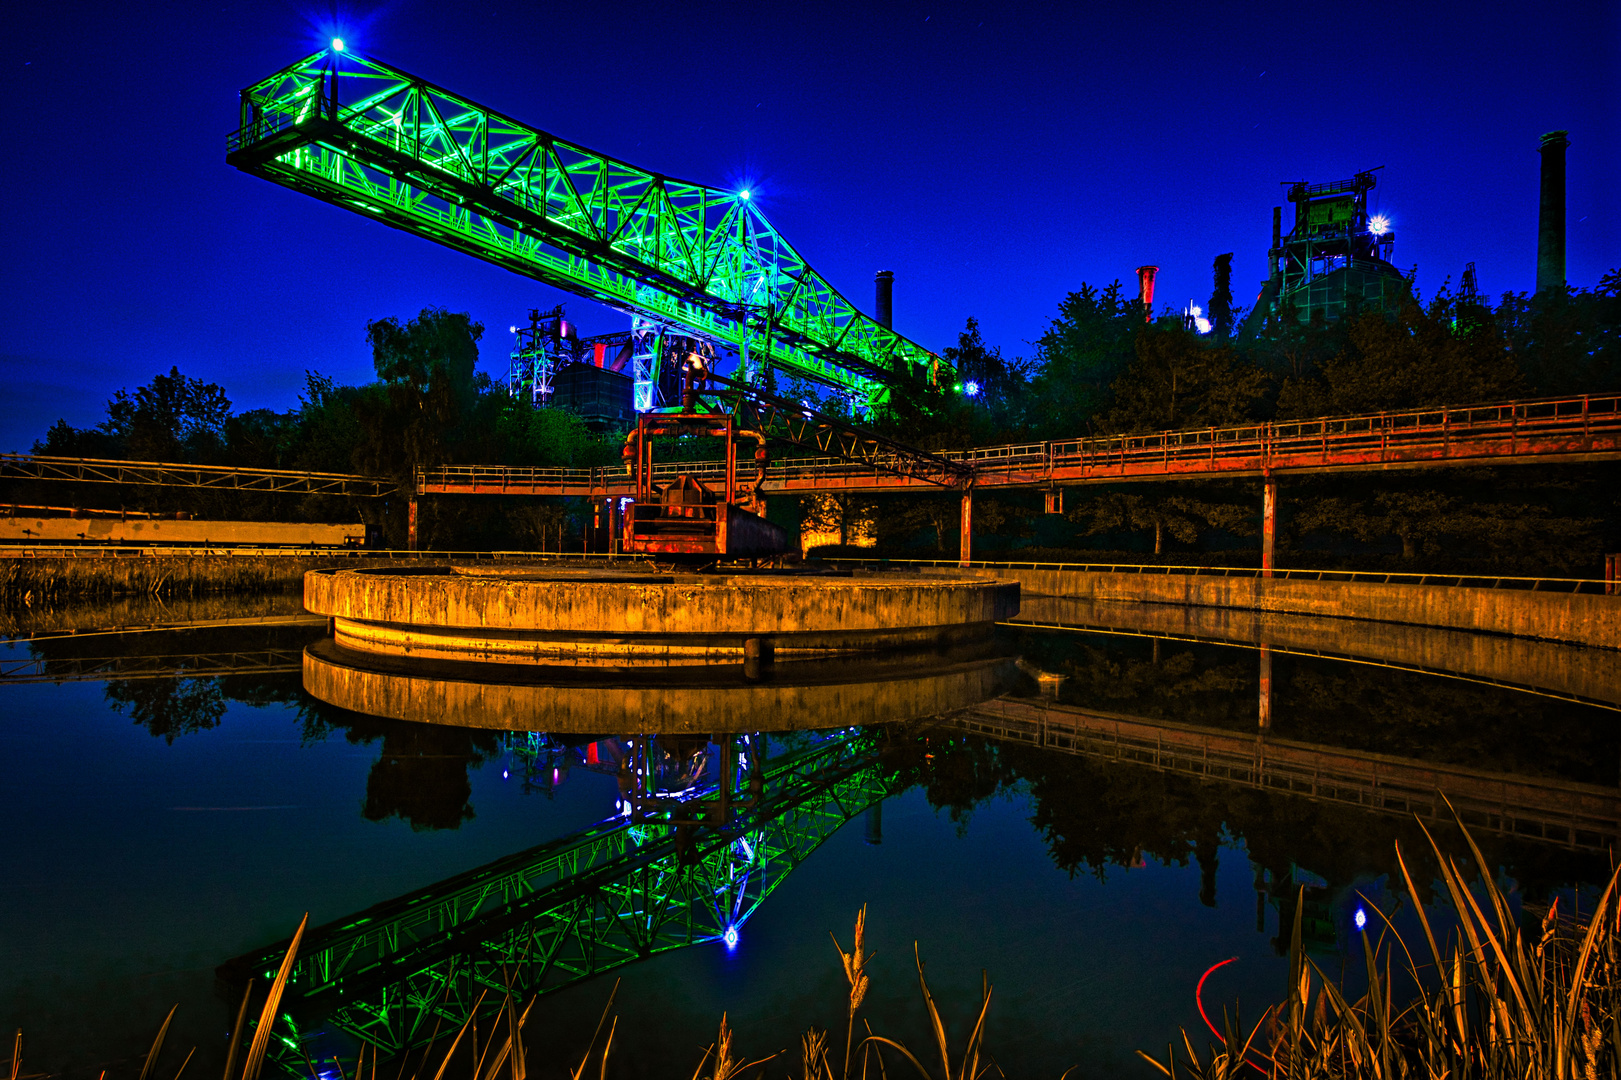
225 47 944 408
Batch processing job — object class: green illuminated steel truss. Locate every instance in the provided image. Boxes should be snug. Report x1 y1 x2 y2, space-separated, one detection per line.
225 49 943 403
221 733 896 1068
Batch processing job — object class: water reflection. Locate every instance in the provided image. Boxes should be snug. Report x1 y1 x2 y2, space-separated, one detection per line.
5 596 1618 1077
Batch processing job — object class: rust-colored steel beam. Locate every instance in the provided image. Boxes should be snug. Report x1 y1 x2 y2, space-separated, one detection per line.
416 394 1621 497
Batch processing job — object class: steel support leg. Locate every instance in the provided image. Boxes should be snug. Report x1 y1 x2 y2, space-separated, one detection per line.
959 490 973 568
1258 644 1273 731
1261 476 1277 577
407 495 418 552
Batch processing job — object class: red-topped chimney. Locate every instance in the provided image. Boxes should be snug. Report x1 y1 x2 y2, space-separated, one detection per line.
1136 266 1159 321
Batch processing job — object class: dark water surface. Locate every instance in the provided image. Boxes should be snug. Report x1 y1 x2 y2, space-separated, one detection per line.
3 597 1616 1078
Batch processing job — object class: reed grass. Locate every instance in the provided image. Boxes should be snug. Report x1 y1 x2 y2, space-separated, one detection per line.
14 804 1617 1079
1142 798 1621 1079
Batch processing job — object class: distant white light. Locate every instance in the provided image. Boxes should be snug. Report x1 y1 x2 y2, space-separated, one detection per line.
1369 215 1391 236
739 189 750 200
509 325 517 334
1354 906 1368 931
501 769 509 780
723 925 739 948
331 38 345 52
964 380 981 397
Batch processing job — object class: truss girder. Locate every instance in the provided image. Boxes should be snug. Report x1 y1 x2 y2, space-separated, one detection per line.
0 454 395 497
226 735 894 1065
413 393 1621 497
226 50 940 401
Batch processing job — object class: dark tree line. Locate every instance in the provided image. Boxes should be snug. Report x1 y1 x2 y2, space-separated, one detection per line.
18 272 1621 571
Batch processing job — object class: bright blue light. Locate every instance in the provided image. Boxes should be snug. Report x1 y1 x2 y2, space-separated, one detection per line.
964 380 981 397
739 190 750 200
331 38 345 52
1354 906 1368 931
1369 215 1390 236
723 925 739 949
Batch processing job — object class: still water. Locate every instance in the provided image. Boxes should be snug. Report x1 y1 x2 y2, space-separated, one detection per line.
2 592 1616 1078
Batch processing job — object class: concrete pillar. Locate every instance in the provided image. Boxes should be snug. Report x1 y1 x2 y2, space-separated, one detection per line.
1261 476 1277 577
407 495 418 552
863 802 883 846
959 490 973 567
1258 644 1273 731
607 497 621 555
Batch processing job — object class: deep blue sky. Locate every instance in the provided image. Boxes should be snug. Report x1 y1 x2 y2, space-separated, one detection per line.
3 0 1616 451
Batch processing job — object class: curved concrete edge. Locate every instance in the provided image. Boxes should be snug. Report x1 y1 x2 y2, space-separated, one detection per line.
926 566 1620 651
304 567 1019 636
331 616 995 665
302 640 1018 733
1017 595 1621 708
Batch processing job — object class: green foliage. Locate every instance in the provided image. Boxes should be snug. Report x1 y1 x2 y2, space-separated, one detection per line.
1104 324 1268 432
1026 280 1142 433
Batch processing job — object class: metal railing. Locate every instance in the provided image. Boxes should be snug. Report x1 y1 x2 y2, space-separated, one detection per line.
820 557 1616 594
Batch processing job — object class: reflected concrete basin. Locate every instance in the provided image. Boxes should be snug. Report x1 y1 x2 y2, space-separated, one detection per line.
1016 595 1621 708
303 637 1020 734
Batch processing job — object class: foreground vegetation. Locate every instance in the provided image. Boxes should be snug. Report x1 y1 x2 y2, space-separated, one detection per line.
11 812 1619 1080
13 271 1620 571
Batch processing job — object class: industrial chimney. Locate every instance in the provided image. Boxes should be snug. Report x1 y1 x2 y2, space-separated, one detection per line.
1536 130 1570 295
1135 265 1159 321
874 270 894 330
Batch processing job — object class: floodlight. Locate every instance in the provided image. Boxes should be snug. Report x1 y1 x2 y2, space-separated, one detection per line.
740 189 750 200
331 38 345 52
1369 215 1390 236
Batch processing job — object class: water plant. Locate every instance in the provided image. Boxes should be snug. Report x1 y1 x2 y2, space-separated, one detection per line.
1142 802 1621 1078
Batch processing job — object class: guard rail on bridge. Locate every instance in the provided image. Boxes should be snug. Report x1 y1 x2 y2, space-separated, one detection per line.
415 393 1621 496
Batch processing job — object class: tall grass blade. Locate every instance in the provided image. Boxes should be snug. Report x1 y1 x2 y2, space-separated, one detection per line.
912 945 950 1080
222 982 253 1080
1559 862 1621 1065
139 1005 178 1080
569 981 620 1080
426 991 488 1080
243 912 309 1080
11 1029 20 1080
171 1048 196 1080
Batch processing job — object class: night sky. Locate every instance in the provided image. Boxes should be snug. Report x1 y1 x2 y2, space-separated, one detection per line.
3 1 1616 452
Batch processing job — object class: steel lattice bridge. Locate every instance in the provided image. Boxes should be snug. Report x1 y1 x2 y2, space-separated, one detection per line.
219 730 898 1071
417 392 1621 496
225 47 939 408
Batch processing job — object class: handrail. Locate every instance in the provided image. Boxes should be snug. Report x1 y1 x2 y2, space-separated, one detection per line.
817 556 1615 594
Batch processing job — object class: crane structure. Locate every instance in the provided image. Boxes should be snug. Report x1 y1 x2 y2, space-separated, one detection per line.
219 730 897 1071
225 47 943 412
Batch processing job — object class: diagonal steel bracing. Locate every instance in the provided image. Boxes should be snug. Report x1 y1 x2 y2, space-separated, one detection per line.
0 454 396 497
220 732 898 1067
225 48 942 405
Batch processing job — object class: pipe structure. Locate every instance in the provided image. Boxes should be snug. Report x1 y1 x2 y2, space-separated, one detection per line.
1135 266 1158 321
1536 130 1570 295
874 270 894 331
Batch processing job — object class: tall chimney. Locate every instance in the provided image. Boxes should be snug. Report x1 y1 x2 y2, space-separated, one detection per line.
1536 130 1570 295
874 270 894 330
1271 206 1283 277
1136 265 1159 321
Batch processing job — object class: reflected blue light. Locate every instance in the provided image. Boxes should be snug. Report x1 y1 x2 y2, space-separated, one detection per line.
1354 906 1368 931
723 925 739 949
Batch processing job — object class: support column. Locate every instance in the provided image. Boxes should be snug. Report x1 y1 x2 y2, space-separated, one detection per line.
407 494 418 552
1261 475 1277 577
959 490 973 568
1258 644 1273 731
607 497 621 555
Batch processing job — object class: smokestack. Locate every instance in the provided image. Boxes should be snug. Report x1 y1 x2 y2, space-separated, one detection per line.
1536 130 1570 295
874 270 894 330
1210 253 1233 339
1135 265 1158 321
1271 207 1283 277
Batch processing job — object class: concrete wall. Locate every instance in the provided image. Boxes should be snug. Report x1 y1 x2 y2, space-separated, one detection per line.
925 566 1621 650
1018 595 1621 706
0 517 362 546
